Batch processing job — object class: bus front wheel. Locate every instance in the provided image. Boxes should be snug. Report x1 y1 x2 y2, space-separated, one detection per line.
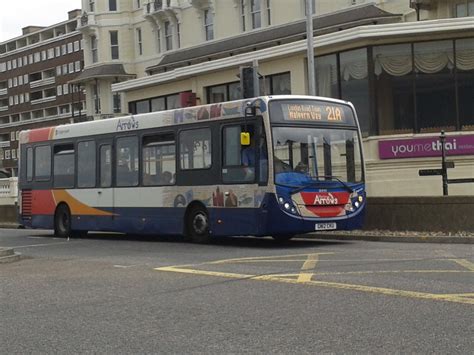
186 206 211 243
54 204 72 238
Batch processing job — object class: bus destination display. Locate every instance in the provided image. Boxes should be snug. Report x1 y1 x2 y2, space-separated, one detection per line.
278 101 354 125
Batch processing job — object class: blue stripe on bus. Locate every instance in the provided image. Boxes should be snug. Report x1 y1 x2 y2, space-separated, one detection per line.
24 192 365 237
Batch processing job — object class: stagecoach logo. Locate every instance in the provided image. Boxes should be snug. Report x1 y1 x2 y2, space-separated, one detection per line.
116 117 139 132
314 193 338 205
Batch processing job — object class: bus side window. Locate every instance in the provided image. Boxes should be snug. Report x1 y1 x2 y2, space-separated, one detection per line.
34 145 51 181
100 145 112 188
53 144 75 188
179 128 212 170
116 136 139 187
142 133 176 186
78 141 96 188
26 147 33 182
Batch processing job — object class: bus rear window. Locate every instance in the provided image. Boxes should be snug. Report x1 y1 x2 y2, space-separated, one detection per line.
34 145 51 181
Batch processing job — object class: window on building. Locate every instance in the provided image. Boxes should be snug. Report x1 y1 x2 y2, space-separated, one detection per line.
156 28 161 53
110 31 119 59
373 44 414 135
204 9 214 41
177 23 181 48
93 81 100 114
109 0 117 11
113 92 121 113
340 48 372 136
414 40 456 133
241 0 246 31
164 21 172 50
266 0 271 25
456 38 474 130
261 72 291 96
100 145 112 187
455 1 474 17
137 28 143 55
54 144 75 188
180 128 212 170
142 133 176 186
78 141 96 188
251 0 262 29
207 82 240 103
91 35 98 63
116 136 139 187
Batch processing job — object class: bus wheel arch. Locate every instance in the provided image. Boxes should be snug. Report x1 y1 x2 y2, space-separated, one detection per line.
184 202 211 243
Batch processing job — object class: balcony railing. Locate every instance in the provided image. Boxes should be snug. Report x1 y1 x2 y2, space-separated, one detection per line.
31 96 56 105
146 0 163 13
30 77 55 89
0 106 8 112
0 88 7 96
0 177 18 206
0 141 10 148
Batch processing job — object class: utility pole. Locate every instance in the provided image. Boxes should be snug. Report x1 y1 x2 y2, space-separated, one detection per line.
306 0 316 96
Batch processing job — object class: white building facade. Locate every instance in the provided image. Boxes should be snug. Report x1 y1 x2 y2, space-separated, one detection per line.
74 0 474 197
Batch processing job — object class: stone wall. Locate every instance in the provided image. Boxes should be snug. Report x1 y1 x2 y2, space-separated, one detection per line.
364 196 474 232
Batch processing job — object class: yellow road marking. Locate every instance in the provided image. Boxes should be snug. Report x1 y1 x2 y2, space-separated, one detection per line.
208 253 334 265
450 259 474 271
298 253 320 282
155 265 474 305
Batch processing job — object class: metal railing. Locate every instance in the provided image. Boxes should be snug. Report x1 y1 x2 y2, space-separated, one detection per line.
0 177 18 205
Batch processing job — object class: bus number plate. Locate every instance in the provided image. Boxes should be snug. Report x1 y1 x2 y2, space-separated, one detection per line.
315 223 336 231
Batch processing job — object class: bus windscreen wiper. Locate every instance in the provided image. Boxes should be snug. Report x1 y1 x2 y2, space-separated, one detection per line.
291 175 353 194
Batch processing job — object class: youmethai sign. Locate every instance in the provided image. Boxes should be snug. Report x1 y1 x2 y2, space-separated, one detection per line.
378 134 474 159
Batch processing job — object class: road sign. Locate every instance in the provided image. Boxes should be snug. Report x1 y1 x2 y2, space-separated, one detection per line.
419 169 443 176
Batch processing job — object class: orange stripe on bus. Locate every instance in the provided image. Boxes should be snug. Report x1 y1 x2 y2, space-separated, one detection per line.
52 190 115 216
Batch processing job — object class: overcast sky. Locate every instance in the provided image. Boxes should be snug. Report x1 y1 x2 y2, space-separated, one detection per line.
0 0 82 42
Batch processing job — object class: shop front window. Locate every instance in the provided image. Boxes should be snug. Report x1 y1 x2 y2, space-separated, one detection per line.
315 54 338 98
340 48 372 136
373 44 414 135
456 38 474 130
414 41 456 133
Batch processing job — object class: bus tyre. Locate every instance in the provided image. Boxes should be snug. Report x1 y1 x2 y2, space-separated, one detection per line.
186 206 211 244
54 204 72 239
272 234 294 242
54 204 87 239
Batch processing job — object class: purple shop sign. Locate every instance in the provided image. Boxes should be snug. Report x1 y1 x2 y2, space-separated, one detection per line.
378 134 474 159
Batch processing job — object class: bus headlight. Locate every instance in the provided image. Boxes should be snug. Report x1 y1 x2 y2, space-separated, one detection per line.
358 195 363 203
354 201 360 208
284 202 291 210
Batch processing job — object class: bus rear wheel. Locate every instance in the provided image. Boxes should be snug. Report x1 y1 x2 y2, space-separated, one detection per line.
186 206 211 244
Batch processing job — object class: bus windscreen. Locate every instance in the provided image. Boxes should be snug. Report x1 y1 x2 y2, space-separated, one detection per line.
269 99 356 126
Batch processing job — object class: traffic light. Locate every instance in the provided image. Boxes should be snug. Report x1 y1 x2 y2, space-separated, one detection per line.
240 66 257 98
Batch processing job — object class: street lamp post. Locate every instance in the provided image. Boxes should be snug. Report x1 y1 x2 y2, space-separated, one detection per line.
306 0 316 96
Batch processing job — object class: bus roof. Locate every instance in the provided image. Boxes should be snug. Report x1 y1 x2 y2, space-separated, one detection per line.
19 95 354 144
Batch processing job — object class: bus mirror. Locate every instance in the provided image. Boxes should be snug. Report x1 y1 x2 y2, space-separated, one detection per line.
241 132 250 146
